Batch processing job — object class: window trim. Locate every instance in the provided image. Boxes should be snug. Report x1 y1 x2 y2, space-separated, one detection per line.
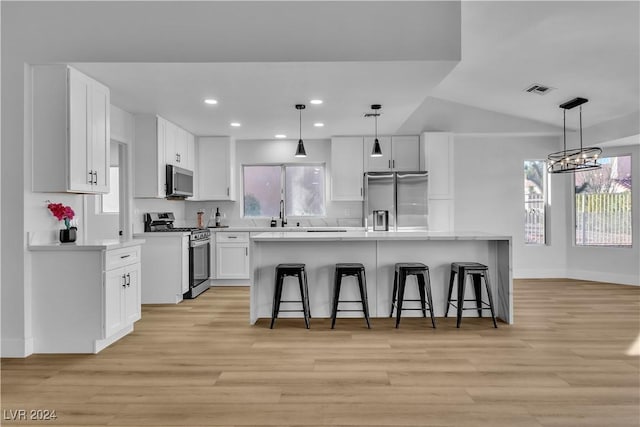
241 163 327 219
524 159 548 246
573 153 633 248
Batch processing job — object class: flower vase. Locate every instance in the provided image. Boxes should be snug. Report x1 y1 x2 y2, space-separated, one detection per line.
60 227 77 243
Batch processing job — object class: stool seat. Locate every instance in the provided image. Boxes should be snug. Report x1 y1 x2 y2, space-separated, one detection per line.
271 264 310 329
331 263 370 329
390 262 436 328
446 262 497 328
451 262 488 273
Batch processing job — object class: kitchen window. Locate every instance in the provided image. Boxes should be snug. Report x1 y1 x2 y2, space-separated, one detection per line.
243 164 326 217
575 155 632 246
524 160 547 245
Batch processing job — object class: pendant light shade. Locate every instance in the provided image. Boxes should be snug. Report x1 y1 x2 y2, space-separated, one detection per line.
547 97 601 174
294 104 307 158
365 104 383 157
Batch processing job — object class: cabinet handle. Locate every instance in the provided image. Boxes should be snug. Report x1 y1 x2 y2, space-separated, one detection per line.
227 187 229 196
126 273 131 287
388 160 391 169
122 275 127 288
120 254 130 259
245 247 248 256
228 236 237 239
392 160 395 168
88 171 93 184
360 187 363 196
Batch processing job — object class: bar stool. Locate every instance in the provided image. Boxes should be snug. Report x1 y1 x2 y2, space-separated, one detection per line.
389 263 436 328
445 262 497 328
270 264 311 329
331 263 371 329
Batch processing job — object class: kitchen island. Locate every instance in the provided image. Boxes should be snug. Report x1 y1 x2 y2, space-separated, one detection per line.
249 231 512 325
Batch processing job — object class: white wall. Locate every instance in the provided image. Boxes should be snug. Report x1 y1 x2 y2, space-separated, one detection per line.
454 135 569 278
565 144 639 285
184 138 363 228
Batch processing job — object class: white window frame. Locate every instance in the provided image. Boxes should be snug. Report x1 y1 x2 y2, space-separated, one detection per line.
524 159 548 245
242 163 327 218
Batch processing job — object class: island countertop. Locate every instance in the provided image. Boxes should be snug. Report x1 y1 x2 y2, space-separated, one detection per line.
251 230 512 242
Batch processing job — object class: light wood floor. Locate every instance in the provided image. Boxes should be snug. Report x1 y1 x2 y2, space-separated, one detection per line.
2 279 639 426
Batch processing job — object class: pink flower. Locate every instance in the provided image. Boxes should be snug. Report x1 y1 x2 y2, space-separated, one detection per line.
47 202 75 228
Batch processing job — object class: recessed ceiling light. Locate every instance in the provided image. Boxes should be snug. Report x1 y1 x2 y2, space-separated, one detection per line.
275 134 287 139
204 99 218 105
310 99 323 105
313 122 324 127
230 122 241 127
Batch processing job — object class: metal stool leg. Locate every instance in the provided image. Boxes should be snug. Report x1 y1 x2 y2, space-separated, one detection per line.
472 273 483 318
418 271 436 328
357 270 371 329
395 270 407 328
456 268 466 328
417 273 427 318
483 271 498 328
298 272 310 329
445 270 455 317
270 271 284 329
390 269 398 317
331 269 342 329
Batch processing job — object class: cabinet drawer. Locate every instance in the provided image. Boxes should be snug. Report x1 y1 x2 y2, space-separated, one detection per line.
106 246 141 271
215 232 249 243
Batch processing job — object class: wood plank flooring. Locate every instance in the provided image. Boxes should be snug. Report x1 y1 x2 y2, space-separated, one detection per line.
2 279 639 426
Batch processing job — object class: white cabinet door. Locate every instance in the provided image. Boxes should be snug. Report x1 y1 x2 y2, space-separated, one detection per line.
181 235 190 294
209 236 216 279
68 67 93 192
91 80 110 193
164 119 177 166
331 137 364 201
197 137 234 200
156 117 167 197
364 136 392 172
104 267 125 338
185 132 195 171
216 243 249 279
391 136 420 171
123 263 141 325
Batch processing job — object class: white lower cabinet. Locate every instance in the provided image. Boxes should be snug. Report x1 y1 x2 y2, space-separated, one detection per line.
215 232 249 279
104 263 141 338
30 243 143 354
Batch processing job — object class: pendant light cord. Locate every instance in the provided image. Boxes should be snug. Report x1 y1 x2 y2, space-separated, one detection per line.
299 108 302 140
563 109 567 154
579 105 583 150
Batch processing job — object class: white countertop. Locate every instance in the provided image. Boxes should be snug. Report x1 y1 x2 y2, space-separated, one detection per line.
209 226 366 233
29 238 145 251
133 231 191 238
251 230 512 242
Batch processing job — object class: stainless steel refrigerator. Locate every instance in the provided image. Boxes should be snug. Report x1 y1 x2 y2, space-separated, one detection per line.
363 171 429 231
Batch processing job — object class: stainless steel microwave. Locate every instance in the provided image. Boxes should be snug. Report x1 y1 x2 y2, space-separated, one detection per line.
166 165 193 198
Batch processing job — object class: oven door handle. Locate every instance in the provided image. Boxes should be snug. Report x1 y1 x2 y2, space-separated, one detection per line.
190 239 210 248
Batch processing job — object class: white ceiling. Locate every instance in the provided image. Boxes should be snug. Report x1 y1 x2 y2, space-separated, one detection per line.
71 1 639 139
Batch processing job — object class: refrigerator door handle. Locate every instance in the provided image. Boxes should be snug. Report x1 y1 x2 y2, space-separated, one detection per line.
396 172 429 178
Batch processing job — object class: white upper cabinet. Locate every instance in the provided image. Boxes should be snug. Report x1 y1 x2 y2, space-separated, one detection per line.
134 115 195 198
33 65 110 193
390 136 420 171
363 136 420 172
331 137 364 201
195 136 236 201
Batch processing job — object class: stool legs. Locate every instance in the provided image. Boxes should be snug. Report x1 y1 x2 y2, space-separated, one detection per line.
395 270 407 328
270 271 284 329
330 270 342 329
390 270 398 317
472 274 483 318
483 272 498 328
445 271 455 318
298 273 310 329
418 272 436 329
357 270 371 329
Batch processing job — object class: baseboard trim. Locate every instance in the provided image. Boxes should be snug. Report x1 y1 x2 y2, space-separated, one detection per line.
209 279 250 287
1 337 34 358
514 269 568 279
566 269 639 286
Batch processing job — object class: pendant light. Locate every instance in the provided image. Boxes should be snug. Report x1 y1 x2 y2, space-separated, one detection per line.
295 104 307 158
547 97 601 173
365 104 383 157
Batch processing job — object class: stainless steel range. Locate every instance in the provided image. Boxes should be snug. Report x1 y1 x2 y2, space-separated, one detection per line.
144 212 211 299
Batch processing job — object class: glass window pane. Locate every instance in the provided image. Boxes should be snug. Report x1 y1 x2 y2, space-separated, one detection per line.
243 165 281 217
575 155 632 246
101 167 119 213
285 165 325 217
524 160 546 245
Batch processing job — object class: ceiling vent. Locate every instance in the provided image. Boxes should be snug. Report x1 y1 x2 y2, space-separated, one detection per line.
524 83 554 96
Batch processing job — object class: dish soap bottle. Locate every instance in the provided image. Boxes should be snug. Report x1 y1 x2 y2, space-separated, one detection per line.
215 207 221 227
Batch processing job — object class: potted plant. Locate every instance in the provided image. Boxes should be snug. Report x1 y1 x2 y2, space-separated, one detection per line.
47 201 76 243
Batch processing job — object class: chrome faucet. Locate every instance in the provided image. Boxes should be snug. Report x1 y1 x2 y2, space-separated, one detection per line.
279 200 287 227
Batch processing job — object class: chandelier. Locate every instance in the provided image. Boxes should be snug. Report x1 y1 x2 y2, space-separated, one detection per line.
547 97 601 174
